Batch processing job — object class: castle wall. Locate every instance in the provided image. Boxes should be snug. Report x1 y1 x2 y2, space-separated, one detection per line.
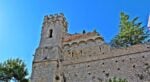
34 46 62 62
32 61 56 82
63 44 150 82
32 46 64 82
32 13 150 82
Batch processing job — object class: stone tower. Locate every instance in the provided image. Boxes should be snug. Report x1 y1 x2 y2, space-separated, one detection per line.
31 13 150 82
31 13 67 82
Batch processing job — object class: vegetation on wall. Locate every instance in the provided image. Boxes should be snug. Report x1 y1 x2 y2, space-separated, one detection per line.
111 12 149 48
0 58 29 82
108 77 128 82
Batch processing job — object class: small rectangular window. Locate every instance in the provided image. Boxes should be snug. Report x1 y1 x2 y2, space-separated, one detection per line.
49 29 53 38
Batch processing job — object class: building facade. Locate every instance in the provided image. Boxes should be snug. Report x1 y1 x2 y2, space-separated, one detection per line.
31 13 150 82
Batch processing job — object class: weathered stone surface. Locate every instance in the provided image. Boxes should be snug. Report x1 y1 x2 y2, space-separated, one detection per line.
31 13 150 82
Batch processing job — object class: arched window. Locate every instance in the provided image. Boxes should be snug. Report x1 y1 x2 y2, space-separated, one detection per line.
49 29 53 38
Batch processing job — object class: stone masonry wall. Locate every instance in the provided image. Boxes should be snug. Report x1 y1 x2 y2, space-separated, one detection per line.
62 43 150 82
32 13 150 82
32 61 56 82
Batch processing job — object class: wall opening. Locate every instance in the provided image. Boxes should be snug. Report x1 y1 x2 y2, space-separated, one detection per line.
115 60 118 63
102 62 105 65
117 68 120 70
105 73 109 77
137 74 144 80
88 72 91 75
63 74 66 82
55 75 60 80
92 76 95 79
142 56 145 58
133 65 136 68
74 73 78 77
102 70 105 73
145 63 149 66
49 29 53 38
80 50 82 54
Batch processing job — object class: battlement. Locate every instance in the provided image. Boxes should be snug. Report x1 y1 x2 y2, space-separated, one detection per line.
43 13 68 28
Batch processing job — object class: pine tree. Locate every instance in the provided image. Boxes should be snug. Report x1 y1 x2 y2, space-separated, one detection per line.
111 12 149 48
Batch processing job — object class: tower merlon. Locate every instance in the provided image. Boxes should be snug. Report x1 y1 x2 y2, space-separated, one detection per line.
43 13 68 28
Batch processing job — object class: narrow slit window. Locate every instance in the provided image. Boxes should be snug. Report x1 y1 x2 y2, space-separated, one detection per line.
49 29 53 38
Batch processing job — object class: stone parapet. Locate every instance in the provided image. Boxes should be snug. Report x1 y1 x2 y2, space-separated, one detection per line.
43 13 68 28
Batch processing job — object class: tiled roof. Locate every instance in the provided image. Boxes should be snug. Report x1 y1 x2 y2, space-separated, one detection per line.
63 32 98 42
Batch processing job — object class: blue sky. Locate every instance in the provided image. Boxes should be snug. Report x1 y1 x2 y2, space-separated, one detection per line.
0 0 150 76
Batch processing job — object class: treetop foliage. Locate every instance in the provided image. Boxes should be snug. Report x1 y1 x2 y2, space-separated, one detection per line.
111 12 150 48
0 58 29 82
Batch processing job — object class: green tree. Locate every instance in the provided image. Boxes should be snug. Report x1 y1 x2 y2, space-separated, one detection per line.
0 58 29 82
109 77 128 82
111 12 149 48
0 63 12 82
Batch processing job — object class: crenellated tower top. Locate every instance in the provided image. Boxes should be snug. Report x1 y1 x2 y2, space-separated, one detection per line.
39 13 68 48
43 13 68 32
